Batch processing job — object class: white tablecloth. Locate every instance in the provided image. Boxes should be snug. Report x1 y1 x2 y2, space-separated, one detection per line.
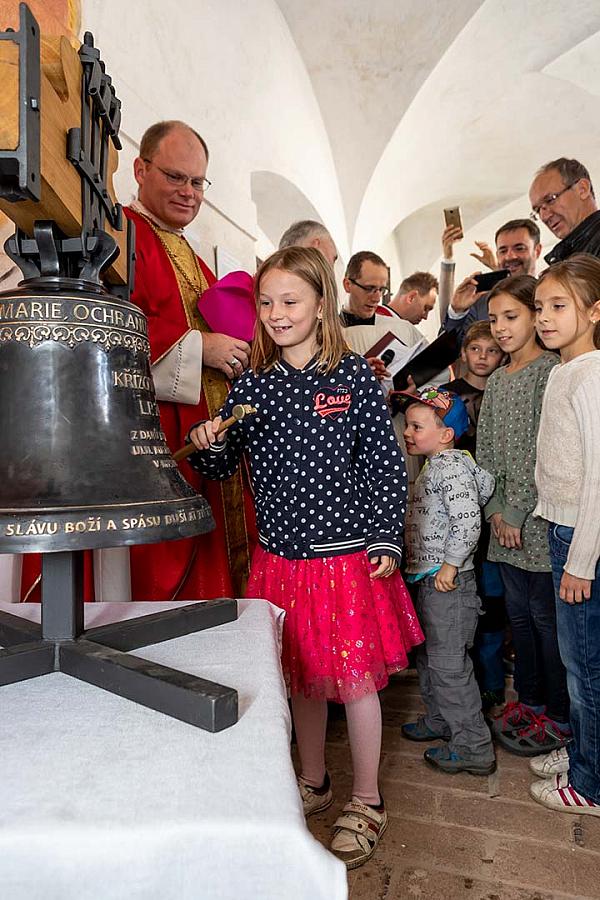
0 599 347 900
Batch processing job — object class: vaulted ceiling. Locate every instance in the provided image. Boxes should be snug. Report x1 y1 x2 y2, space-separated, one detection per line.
272 0 600 281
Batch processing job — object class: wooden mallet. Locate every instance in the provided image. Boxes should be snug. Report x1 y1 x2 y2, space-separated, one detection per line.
173 403 257 462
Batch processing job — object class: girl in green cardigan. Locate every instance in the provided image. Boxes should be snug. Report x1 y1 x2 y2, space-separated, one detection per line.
476 274 569 756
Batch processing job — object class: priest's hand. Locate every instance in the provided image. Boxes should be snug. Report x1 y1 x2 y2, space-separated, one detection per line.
189 417 225 450
202 332 250 379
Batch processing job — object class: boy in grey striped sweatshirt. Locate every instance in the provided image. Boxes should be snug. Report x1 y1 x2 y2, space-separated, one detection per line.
398 388 496 775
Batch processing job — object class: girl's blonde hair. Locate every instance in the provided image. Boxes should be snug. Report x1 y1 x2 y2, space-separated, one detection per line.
537 252 600 349
251 246 350 373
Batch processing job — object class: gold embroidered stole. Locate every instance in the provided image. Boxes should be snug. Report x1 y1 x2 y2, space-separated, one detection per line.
147 220 251 595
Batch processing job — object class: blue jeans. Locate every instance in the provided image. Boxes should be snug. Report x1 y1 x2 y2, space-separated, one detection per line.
473 561 506 693
498 562 569 722
549 524 600 802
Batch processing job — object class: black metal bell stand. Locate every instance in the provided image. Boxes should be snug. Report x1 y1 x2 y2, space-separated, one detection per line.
0 554 238 732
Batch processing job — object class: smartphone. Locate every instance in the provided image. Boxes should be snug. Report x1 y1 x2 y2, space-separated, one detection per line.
473 269 511 292
443 206 463 236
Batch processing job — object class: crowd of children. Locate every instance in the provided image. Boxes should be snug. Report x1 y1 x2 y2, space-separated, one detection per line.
187 247 600 870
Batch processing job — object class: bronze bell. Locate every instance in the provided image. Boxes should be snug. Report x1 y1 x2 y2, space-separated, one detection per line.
0 274 215 553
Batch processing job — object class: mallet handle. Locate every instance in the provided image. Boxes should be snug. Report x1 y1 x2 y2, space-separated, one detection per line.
172 405 256 462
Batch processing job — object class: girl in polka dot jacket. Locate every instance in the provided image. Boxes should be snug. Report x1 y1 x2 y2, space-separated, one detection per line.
189 247 423 869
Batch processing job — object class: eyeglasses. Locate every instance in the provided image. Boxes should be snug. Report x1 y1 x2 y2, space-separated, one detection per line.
348 277 390 301
143 159 212 192
530 181 577 221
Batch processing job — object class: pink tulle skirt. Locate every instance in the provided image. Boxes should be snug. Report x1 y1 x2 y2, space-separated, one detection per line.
246 546 424 703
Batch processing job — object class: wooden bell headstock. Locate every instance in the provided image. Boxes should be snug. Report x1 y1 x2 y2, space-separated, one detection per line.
0 3 129 287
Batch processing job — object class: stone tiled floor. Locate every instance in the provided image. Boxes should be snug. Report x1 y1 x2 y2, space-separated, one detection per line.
301 672 600 900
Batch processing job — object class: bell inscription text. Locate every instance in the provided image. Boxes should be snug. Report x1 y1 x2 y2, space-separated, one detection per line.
0 286 214 553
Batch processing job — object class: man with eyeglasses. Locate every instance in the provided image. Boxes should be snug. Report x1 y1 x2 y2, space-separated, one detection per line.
123 120 253 603
529 158 600 264
340 251 390 326
342 255 442 361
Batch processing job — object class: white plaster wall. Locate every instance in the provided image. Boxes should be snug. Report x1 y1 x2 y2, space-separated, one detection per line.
82 0 348 272
354 0 600 262
79 0 600 299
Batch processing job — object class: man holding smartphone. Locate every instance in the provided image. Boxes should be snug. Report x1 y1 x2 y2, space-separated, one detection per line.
440 219 542 347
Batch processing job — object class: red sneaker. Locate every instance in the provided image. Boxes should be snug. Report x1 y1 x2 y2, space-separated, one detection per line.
490 701 537 736
497 714 572 757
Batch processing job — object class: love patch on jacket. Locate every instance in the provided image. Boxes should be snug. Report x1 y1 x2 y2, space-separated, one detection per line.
313 386 352 419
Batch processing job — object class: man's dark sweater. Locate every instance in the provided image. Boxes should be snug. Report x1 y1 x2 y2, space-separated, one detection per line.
544 209 600 264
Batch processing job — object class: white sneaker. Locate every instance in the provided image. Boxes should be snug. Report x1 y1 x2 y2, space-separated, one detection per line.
529 746 570 778
298 773 333 817
530 772 600 817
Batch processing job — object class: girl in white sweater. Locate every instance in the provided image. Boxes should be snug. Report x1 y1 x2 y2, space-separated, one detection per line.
530 252 600 817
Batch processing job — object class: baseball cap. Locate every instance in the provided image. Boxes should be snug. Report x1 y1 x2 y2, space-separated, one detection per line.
397 387 469 440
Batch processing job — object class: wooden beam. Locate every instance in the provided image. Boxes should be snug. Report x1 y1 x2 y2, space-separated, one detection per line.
0 33 127 284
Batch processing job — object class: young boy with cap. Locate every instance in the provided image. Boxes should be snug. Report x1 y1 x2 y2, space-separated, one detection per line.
400 388 497 775
441 322 508 713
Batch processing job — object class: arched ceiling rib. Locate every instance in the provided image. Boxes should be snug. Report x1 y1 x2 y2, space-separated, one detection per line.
275 0 484 234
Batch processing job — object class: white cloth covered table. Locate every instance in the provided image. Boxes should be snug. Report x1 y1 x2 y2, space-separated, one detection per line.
0 599 347 900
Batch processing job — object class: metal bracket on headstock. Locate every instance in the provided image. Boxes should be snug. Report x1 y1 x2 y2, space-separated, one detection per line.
0 3 41 203
0 3 129 288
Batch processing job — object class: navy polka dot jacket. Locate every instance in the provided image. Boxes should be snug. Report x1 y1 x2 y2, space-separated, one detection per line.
188 354 408 563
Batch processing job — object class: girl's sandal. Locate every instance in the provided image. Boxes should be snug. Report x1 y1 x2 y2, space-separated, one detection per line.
330 797 388 869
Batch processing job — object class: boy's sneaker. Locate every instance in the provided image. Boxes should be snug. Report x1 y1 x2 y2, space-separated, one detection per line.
489 700 538 736
401 715 450 742
424 745 496 776
496 714 572 758
298 772 333 817
530 772 600 817
529 746 570 779
330 797 388 869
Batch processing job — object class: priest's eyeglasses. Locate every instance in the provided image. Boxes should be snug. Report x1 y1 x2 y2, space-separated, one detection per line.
143 159 212 192
348 278 390 301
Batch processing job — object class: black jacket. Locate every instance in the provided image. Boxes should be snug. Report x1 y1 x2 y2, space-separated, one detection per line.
441 293 490 350
544 210 600 265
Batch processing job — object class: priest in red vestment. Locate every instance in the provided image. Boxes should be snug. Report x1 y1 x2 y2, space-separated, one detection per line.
124 120 254 601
